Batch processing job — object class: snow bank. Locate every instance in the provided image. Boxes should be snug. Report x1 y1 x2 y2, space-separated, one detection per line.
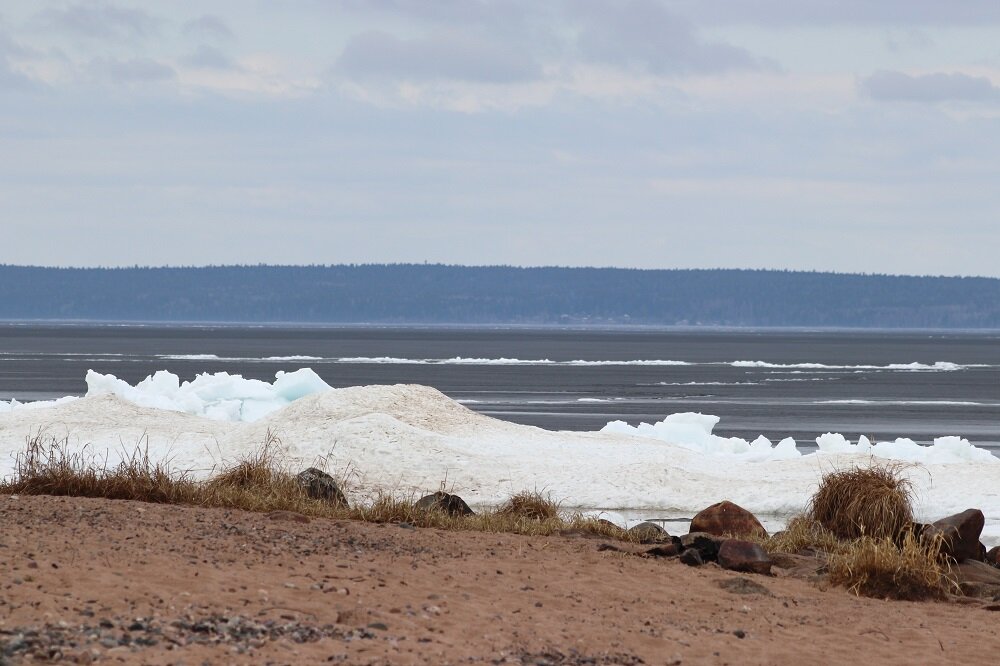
601 413 800 461
3 370 1000 545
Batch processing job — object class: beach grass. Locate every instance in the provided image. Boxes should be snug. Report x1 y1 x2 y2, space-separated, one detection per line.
808 461 914 541
0 433 627 540
828 531 956 601
764 515 845 554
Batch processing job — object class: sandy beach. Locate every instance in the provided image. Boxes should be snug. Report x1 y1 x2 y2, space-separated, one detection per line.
3 494 1000 665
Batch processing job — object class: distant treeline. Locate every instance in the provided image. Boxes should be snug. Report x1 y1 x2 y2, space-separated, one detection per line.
1 264 999 328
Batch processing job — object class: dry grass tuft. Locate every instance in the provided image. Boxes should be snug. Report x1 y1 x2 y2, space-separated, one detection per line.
808 462 913 541
828 532 956 601
765 515 844 554
497 490 560 521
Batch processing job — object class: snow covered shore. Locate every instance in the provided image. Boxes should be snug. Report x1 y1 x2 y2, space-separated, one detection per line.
2 369 999 545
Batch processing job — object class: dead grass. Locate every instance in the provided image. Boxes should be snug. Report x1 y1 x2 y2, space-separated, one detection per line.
828 532 957 601
764 515 845 555
2 433 200 505
808 461 913 541
497 490 560 520
0 434 627 541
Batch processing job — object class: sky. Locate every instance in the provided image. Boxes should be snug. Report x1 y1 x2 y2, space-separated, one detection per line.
2 1 1000 276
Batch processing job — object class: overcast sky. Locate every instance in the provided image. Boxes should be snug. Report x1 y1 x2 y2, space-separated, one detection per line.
2 1 1000 276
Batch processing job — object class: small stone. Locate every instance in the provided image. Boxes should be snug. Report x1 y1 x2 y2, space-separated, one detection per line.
267 510 311 524
679 549 703 567
718 577 772 596
367 622 388 631
733 629 746 639
645 544 680 558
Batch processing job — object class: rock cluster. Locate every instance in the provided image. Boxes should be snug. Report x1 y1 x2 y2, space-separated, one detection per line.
632 500 774 576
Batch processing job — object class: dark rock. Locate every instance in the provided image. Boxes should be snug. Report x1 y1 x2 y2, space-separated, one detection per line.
267 510 311 524
717 577 772 596
953 559 1000 586
690 500 767 540
958 582 1000 599
679 549 703 567
295 468 348 508
922 509 985 562
986 546 1000 568
627 521 670 544
768 551 827 579
644 544 680 558
414 491 475 517
733 629 746 639
717 539 772 575
680 532 724 562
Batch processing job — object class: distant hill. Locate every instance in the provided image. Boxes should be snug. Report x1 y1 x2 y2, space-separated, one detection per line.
1 264 999 328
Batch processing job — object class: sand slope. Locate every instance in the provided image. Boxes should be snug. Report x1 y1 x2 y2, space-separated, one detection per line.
3 495 1000 665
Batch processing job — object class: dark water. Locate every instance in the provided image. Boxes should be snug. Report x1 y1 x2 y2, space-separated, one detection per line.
1 323 998 451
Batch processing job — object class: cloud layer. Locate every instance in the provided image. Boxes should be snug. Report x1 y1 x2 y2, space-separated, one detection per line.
1 1 999 277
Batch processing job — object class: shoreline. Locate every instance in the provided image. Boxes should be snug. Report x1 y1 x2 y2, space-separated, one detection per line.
4 494 1000 665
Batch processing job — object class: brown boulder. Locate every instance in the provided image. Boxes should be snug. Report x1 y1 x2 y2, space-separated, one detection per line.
986 546 1000 568
690 501 767 540
717 539 772 575
922 509 985 562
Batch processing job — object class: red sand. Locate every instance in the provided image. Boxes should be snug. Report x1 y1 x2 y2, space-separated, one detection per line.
2 494 999 665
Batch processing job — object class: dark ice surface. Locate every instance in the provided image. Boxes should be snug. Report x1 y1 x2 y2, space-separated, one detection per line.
0 323 997 452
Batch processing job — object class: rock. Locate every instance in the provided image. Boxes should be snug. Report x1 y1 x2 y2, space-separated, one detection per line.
414 491 475 517
679 549 703 567
627 521 670 544
922 509 985 562
645 544 680 558
768 551 827 579
690 500 767 540
953 559 1000 586
717 577 772 596
267 510 311 524
986 546 1000 568
958 582 1000 599
717 540 772 575
680 532 724 562
295 468 348 508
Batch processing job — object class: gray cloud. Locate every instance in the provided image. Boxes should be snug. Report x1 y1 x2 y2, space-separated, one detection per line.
571 0 760 74
181 14 233 41
180 45 237 70
667 0 1000 25
92 57 176 84
333 30 541 83
860 70 1000 102
0 29 37 91
37 2 160 41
